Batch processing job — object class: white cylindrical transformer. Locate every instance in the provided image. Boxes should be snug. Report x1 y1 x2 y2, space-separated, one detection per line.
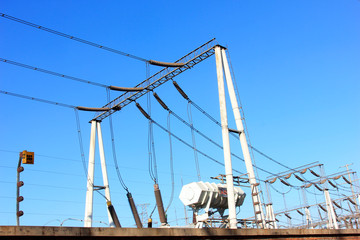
179 181 246 209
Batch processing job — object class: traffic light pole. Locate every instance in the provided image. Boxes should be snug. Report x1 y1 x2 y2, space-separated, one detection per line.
16 153 26 226
16 155 22 226
16 150 34 226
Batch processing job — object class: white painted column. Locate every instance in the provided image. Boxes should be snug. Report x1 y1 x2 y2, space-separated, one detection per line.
269 204 277 229
324 189 339 229
215 46 237 229
305 207 313 228
84 120 97 227
96 122 115 227
266 204 277 229
220 48 265 228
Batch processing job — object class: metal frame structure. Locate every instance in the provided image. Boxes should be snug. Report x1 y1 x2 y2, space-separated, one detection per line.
84 39 266 229
84 120 115 227
92 38 217 122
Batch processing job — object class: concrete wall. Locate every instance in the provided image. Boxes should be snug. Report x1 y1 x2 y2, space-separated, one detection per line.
0 226 359 239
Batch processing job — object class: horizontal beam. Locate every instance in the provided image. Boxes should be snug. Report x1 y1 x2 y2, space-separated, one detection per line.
91 38 218 122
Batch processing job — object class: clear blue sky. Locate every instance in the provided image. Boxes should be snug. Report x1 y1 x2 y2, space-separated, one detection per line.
1 0 359 227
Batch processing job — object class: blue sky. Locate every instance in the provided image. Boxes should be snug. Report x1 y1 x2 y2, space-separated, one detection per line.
0 0 359 227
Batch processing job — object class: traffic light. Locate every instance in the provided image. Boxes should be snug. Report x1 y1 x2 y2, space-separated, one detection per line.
21 150 34 164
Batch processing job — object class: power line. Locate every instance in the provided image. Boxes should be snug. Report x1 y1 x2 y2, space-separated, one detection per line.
135 102 244 175
165 112 175 213
152 92 274 176
171 81 303 174
0 58 107 88
187 102 201 181
0 149 198 178
0 58 108 88
152 119 243 175
0 13 149 62
0 90 75 108
107 89 129 192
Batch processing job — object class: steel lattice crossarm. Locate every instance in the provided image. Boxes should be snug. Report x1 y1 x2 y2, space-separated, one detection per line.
266 162 321 180
91 38 218 122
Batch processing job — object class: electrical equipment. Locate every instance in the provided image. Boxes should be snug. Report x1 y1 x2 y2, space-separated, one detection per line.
179 181 246 209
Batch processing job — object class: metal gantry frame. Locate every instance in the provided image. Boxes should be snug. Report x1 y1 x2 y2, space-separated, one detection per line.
83 39 217 227
83 40 266 228
91 38 217 122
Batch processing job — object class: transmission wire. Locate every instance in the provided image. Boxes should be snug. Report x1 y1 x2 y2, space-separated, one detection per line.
165 113 175 213
107 89 129 192
0 58 107 88
135 104 244 175
146 63 158 183
226 48 266 206
151 92 274 176
0 13 148 63
171 80 311 175
187 102 201 181
0 89 109 201
0 90 75 108
74 109 88 176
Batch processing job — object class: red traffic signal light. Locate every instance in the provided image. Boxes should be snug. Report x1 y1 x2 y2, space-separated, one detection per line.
17 181 24 187
17 196 24 202
17 211 24 217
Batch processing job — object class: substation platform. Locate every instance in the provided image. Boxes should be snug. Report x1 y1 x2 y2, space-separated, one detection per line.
0 226 359 240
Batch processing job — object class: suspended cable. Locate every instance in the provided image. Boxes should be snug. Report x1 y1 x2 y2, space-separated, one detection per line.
171 81 298 174
152 92 274 176
135 103 243 175
226 49 266 206
0 90 75 108
152 119 243 175
107 89 129 192
0 13 148 63
165 112 175 213
145 63 158 184
270 184 293 195
0 58 107 88
249 146 295 171
74 109 88 176
187 102 201 181
0 90 110 201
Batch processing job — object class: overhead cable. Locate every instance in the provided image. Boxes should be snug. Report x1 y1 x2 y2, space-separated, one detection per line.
107 89 129 192
165 112 175 213
135 102 243 175
0 58 107 88
0 90 75 108
0 13 148 63
188 102 201 181
152 92 274 176
172 80 313 175
1 13 185 67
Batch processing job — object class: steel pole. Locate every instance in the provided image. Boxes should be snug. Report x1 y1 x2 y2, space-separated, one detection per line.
215 46 237 229
16 155 21 226
84 120 96 227
220 48 265 228
96 121 115 227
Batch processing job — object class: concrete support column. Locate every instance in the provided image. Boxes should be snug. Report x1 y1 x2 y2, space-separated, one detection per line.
215 46 237 229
